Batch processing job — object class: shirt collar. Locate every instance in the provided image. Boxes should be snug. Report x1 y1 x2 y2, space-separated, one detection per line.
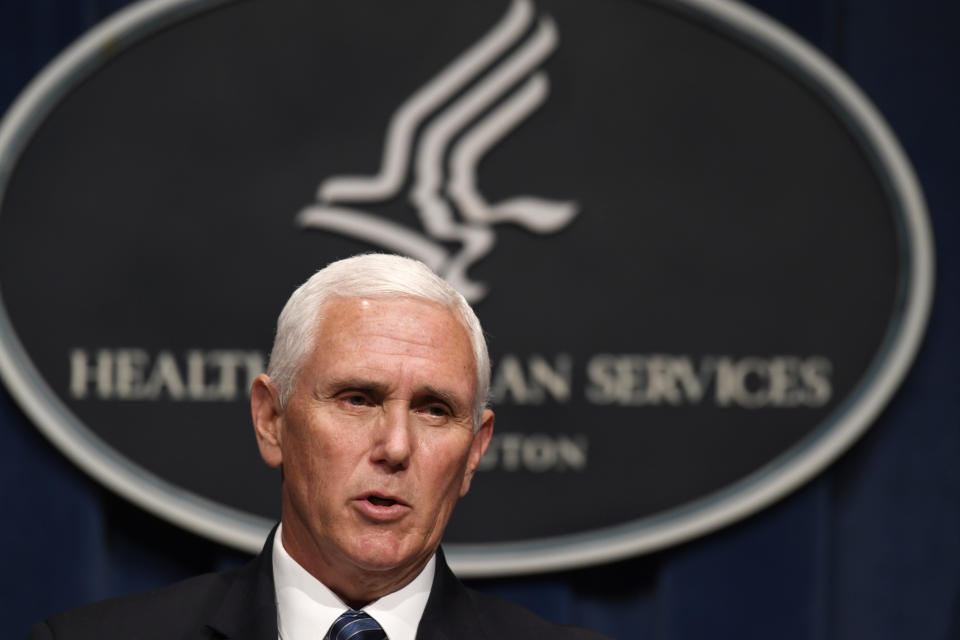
272 524 435 640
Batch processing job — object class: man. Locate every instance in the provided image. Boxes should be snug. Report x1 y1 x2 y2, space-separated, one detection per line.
31 254 607 639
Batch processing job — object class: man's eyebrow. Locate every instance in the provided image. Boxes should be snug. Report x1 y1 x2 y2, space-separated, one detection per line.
323 378 390 396
320 379 470 413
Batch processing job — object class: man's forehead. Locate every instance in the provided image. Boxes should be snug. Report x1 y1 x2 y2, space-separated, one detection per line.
311 296 475 370
317 295 467 340
306 310 478 410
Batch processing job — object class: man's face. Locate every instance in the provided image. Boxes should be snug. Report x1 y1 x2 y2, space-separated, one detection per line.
252 296 493 597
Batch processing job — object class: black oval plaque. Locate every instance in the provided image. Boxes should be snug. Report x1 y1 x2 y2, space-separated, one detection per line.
0 0 932 575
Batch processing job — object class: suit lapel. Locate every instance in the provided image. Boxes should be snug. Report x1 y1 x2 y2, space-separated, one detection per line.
416 548 486 640
199 534 479 639
205 526 279 640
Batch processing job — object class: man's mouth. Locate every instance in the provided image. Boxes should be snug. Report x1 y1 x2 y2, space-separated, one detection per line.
362 492 407 508
354 493 409 521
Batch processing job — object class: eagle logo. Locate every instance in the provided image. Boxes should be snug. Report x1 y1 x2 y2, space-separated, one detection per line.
296 0 578 303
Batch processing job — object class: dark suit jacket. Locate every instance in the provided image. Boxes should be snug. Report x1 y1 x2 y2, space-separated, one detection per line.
29 530 608 639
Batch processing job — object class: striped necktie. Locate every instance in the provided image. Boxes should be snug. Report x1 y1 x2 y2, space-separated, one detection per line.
324 610 387 640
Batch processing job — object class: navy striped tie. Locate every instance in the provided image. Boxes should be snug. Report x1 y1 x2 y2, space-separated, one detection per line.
324 610 387 640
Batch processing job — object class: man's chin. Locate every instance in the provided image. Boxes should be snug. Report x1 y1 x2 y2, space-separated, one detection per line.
343 536 433 575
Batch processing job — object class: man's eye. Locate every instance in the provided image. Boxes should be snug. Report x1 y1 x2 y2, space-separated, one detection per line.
423 405 450 418
341 394 370 406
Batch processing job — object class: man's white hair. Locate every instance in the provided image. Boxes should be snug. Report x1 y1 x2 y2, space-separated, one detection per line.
267 253 490 429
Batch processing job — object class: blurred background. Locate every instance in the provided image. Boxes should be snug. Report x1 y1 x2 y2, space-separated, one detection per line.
1 1 957 638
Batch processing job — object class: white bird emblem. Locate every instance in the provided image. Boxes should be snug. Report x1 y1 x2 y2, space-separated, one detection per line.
296 0 578 302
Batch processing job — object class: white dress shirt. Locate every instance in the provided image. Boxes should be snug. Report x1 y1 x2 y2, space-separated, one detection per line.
272 524 435 640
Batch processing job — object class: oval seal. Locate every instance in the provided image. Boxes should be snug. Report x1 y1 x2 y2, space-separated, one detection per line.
0 0 933 575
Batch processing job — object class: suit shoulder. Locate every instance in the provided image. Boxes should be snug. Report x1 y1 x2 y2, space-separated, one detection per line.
464 587 610 639
34 568 239 639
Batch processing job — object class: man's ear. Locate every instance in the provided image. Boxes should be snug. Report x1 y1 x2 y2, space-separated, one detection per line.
460 409 494 497
251 373 284 468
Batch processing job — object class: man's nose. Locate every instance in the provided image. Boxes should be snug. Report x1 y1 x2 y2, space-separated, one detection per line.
373 402 413 470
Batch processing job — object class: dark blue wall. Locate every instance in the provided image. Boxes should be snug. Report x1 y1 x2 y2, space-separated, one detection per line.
1 1 957 638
